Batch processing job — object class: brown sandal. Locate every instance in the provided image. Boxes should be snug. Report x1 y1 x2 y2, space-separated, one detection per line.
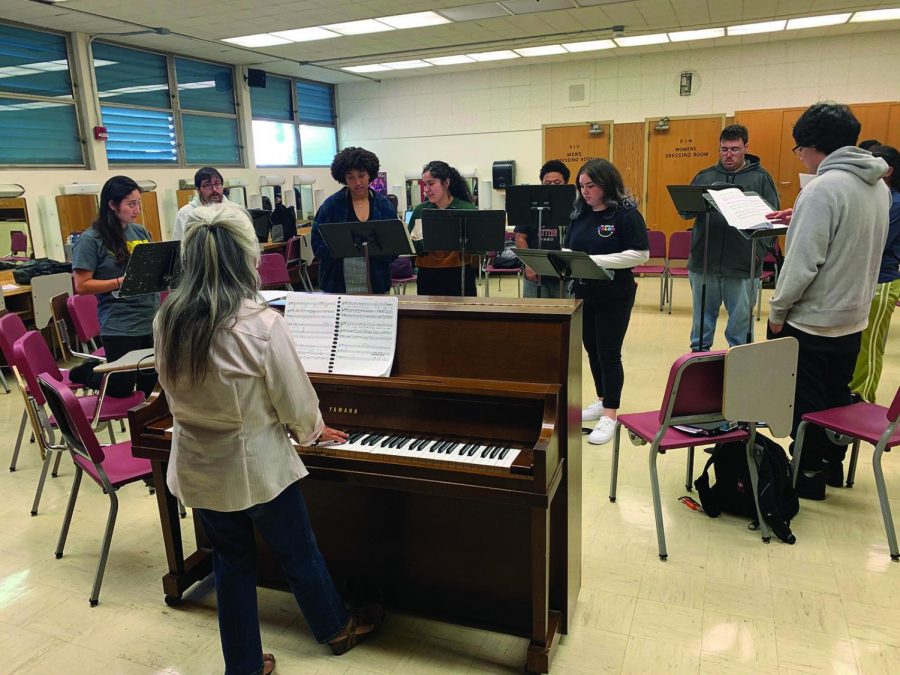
328 603 385 656
262 652 276 675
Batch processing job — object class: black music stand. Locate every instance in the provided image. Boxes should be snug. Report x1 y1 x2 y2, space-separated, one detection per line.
514 248 612 298
318 219 415 294
113 241 180 298
667 184 741 352
421 209 506 295
700 192 787 344
506 184 576 291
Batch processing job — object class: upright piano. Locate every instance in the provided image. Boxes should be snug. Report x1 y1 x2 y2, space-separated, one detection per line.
130 296 582 674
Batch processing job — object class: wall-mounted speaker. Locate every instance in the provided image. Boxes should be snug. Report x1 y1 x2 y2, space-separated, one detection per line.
246 68 266 88
492 160 515 189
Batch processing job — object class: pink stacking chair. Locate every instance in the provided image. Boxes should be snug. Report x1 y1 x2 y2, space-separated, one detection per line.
793 387 900 560
38 373 152 606
664 231 692 314
608 351 764 560
755 240 781 321
257 252 292 291
390 257 417 295
2 230 30 262
67 294 105 357
633 230 668 311
13 331 144 515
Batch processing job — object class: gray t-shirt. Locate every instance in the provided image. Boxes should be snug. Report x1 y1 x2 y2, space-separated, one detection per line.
71 223 160 337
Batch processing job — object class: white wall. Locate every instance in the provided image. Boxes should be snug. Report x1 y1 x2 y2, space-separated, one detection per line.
338 31 900 211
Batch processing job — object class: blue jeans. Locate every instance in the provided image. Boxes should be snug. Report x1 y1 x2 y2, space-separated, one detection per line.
196 481 349 675
523 276 564 298
688 271 756 351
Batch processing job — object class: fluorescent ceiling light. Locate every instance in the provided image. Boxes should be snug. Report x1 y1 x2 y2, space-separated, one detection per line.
467 50 520 61
425 55 475 65
515 45 567 57
787 13 851 29
271 27 340 42
727 20 787 36
381 60 433 69
614 33 669 47
377 11 450 29
562 39 616 52
850 8 900 22
341 64 392 73
325 19 395 35
222 33 291 47
668 27 725 42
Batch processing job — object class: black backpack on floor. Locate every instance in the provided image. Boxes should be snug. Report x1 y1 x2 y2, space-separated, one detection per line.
694 433 799 544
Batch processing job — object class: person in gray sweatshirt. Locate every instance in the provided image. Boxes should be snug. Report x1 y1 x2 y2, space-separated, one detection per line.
767 102 890 500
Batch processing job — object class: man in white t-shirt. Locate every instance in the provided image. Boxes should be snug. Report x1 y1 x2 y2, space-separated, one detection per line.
172 166 230 240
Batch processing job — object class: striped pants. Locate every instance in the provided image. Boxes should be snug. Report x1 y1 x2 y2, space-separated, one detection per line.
850 278 900 403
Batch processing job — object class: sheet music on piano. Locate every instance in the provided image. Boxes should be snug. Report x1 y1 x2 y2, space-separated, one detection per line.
284 293 398 376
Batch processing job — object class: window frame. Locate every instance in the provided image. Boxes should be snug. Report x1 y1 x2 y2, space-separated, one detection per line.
0 21 86 168
93 41 243 168
251 74 338 169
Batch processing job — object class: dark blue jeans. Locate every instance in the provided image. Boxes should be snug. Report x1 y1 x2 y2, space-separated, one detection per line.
196 481 349 675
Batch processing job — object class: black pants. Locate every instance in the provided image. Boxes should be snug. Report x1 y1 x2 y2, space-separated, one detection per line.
579 281 637 410
416 266 477 297
770 323 861 472
101 334 157 399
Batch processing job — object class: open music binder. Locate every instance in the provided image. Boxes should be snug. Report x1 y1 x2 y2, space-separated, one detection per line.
284 292 398 376
112 241 180 298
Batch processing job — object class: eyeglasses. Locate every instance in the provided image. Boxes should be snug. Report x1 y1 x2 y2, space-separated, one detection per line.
200 180 223 190
719 147 745 155
792 145 804 157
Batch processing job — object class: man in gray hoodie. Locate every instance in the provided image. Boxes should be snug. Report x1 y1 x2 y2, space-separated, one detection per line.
767 102 890 500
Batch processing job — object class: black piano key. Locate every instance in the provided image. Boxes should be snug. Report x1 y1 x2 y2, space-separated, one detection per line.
396 438 414 449
459 443 473 455
481 446 493 458
347 432 363 443
428 441 440 453
380 435 397 447
410 438 426 450
467 445 478 456
490 446 502 459
499 448 510 459
444 443 460 455
365 434 385 446
390 436 408 448
436 441 449 453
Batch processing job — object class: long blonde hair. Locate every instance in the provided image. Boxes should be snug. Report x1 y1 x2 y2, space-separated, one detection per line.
155 204 262 385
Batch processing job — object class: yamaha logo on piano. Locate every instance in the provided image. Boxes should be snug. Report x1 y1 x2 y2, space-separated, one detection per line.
328 406 359 414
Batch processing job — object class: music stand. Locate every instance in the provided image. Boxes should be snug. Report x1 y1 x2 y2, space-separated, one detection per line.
113 241 180 298
318 219 415 294
515 248 612 298
700 192 787 343
506 185 575 291
421 209 506 295
667 184 741 352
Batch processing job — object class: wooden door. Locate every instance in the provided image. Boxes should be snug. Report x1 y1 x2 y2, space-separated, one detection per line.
612 122 645 209
56 194 98 242
176 188 195 209
543 123 612 183
886 104 900 148
137 191 162 242
850 102 892 143
644 116 723 238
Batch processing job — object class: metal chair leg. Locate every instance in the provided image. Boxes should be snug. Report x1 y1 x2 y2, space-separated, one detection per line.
745 432 772 543
685 446 695 491
0 367 9 394
667 275 674 314
846 439 861 487
51 451 63 478
90 487 120 606
31 449 55 515
872 442 899 561
792 421 808 488
648 444 668 560
55 466 82 558
107 423 116 444
10 409 27 471
609 422 622 502
179 499 187 518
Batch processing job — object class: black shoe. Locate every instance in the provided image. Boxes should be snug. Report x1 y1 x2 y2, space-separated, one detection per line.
796 471 826 501
822 459 844 488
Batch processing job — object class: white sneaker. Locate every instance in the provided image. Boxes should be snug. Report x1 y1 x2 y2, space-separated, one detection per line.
588 416 616 445
582 400 603 422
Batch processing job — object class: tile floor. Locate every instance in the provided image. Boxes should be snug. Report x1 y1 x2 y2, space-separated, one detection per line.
0 276 898 674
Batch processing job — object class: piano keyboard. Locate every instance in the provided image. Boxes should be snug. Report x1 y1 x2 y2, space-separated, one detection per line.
305 431 522 470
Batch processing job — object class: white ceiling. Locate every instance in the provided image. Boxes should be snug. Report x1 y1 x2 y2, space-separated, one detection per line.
4 0 899 83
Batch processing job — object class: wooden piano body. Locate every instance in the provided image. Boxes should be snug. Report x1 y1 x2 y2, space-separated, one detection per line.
130 296 582 673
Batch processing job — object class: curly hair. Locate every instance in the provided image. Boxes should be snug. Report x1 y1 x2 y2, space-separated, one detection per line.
330 147 380 184
540 160 570 183
422 160 472 203
793 102 860 156
871 145 899 191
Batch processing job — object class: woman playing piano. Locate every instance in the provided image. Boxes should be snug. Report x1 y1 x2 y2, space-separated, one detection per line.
566 159 649 446
154 203 383 674
407 160 479 296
